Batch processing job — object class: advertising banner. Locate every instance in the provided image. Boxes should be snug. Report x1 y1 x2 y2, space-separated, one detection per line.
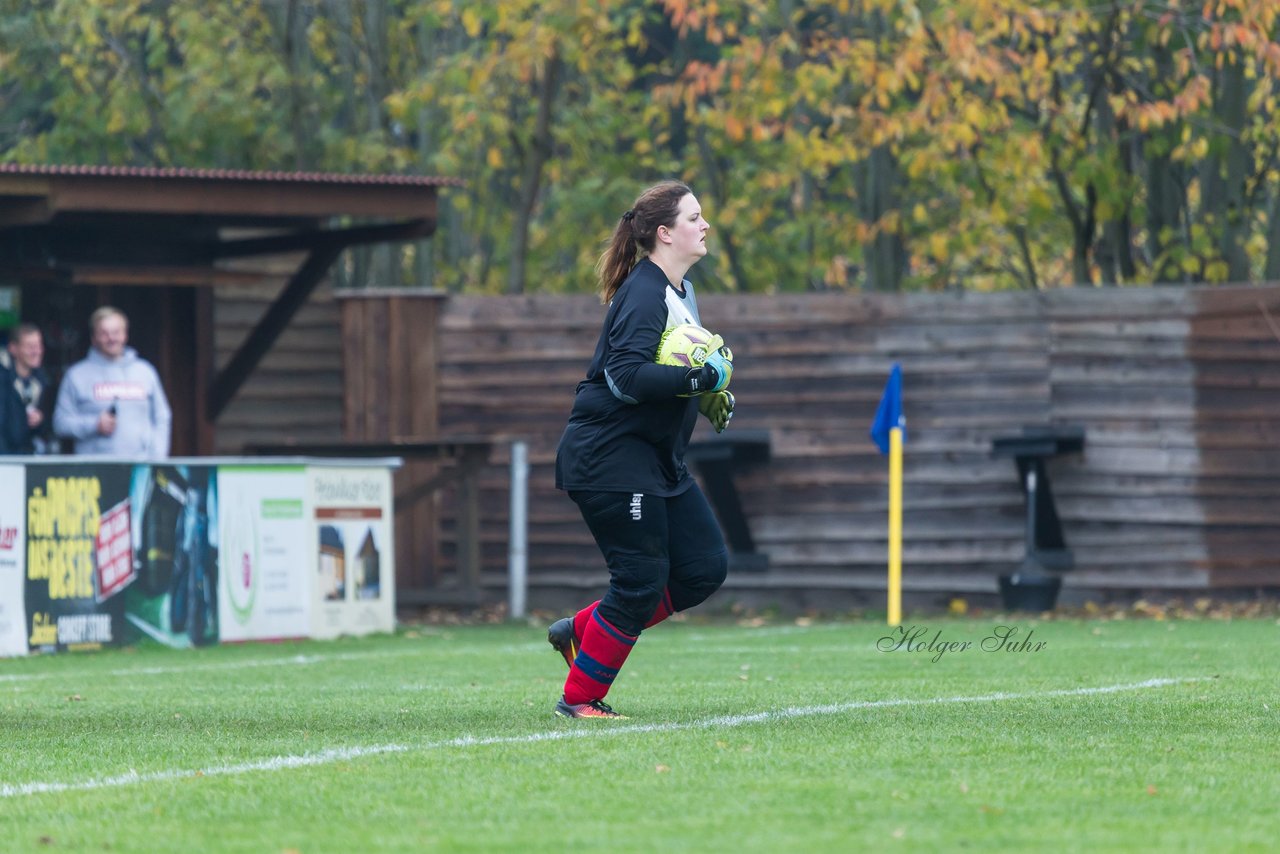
128 464 219 649
218 465 311 642
25 463 130 652
23 463 218 652
309 466 396 639
0 464 28 657
10 458 396 656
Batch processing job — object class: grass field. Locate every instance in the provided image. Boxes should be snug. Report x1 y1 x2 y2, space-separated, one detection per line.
1 614 1276 852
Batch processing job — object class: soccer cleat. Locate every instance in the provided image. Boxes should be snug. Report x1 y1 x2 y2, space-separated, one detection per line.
554 697 627 719
547 617 577 668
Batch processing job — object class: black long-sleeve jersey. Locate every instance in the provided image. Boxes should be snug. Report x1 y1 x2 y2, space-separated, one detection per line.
555 258 707 496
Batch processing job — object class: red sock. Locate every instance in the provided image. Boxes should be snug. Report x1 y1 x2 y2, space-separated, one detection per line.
572 589 673 645
563 611 637 705
645 589 674 629
572 601 598 643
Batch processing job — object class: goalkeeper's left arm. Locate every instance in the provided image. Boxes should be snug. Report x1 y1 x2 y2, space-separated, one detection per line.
605 342 716 403
609 338 731 401
601 288 730 402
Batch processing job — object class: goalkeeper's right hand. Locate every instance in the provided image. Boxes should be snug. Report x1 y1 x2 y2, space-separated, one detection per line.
699 390 734 432
680 343 733 396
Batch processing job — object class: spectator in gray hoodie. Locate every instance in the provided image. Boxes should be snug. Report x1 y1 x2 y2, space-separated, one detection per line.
54 306 171 458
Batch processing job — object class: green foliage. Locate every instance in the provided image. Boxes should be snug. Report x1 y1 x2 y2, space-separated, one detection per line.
2 0 1279 291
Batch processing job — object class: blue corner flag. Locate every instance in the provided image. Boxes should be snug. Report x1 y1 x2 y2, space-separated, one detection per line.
870 363 905 454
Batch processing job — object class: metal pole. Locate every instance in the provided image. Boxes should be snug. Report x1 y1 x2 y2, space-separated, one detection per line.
1018 465 1038 582
1025 467 1037 557
508 441 529 619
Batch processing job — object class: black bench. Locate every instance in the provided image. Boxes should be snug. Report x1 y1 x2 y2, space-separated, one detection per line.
991 425 1086 609
686 429 771 572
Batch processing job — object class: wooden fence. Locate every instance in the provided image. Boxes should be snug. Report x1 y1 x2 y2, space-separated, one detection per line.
327 284 1280 610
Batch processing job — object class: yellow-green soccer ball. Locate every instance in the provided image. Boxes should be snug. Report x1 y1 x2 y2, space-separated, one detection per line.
656 324 733 396
656 323 717 368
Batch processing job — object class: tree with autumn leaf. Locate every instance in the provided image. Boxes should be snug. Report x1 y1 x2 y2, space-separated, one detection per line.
0 0 423 289
655 0 1280 290
3 0 1279 292
387 1 667 294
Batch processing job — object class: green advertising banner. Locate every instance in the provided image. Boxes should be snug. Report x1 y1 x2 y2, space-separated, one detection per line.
0 285 19 330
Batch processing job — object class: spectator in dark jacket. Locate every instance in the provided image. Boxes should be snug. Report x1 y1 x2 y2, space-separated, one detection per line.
1 323 50 454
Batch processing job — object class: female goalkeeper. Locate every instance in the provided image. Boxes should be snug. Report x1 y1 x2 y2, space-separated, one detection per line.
549 180 735 719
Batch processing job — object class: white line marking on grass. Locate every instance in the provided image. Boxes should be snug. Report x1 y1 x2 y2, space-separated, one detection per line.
0 744 415 798
0 676 1211 799
0 648 424 684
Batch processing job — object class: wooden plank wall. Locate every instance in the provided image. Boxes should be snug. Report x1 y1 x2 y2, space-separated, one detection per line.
338 291 446 593
421 284 1280 609
1045 287 1280 591
1046 288 1209 591
213 276 345 454
1189 288 1280 587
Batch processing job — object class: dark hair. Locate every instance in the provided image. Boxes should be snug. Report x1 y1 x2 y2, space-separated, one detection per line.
595 181 692 304
11 322 41 342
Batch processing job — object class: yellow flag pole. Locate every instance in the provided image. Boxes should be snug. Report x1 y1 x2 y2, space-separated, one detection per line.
888 425 903 626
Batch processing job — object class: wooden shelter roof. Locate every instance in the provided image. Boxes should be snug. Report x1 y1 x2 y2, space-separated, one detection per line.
0 163 462 453
0 162 460 228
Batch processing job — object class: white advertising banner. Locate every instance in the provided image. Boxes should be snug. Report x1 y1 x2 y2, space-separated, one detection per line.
309 466 395 639
0 464 28 657
217 465 311 642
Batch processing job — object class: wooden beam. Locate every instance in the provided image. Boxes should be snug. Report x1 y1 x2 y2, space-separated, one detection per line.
194 286 216 454
0 198 52 228
42 176 441 219
9 265 279 287
208 242 344 420
66 265 282 287
211 218 436 259
207 218 445 421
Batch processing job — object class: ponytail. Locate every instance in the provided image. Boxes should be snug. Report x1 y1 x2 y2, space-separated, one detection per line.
595 181 691 304
595 214 637 304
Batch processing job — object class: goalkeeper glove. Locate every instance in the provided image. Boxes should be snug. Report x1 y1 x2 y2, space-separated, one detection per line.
699 390 735 433
680 338 733 396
